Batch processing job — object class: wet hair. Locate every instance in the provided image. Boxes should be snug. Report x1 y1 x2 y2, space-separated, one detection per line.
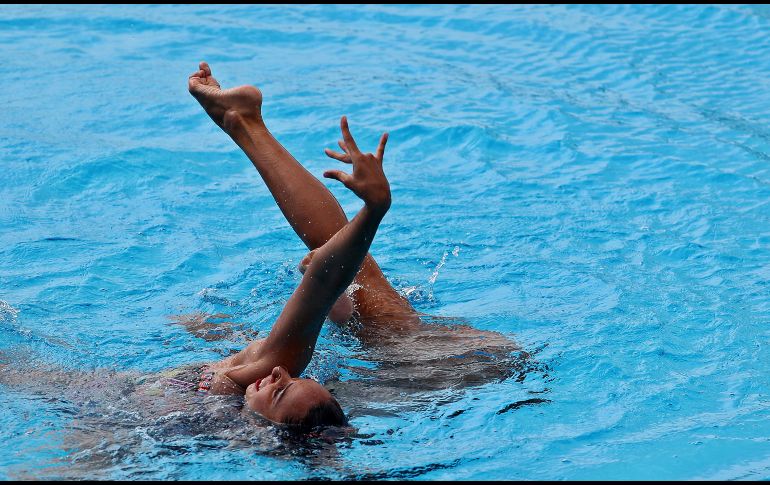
284 396 348 431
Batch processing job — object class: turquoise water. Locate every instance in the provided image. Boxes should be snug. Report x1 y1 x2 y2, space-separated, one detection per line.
2 4 770 480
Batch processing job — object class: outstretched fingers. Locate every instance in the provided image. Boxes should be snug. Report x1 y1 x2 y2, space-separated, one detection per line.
323 117 392 210
376 132 388 162
324 148 351 163
323 169 353 187
324 129 355 163
340 116 360 154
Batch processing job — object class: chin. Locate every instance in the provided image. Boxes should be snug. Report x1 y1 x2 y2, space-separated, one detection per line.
244 383 257 401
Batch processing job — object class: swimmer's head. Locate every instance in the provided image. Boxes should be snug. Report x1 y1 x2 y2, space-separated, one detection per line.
244 365 347 430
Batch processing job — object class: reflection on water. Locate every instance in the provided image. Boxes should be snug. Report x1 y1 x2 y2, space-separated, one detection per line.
329 315 550 418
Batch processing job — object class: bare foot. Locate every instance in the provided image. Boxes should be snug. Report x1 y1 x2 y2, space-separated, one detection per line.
188 61 263 132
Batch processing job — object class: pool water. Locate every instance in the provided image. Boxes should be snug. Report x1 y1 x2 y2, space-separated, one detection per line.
2 4 770 480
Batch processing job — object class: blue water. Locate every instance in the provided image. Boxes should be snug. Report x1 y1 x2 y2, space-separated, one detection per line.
2 4 770 480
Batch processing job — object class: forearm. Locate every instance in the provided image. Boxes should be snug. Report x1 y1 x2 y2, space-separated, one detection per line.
258 203 387 377
248 115 394 377
227 116 409 309
306 203 386 297
229 117 350 250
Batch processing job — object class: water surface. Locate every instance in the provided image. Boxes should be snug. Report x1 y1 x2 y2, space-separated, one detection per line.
2 4 770 480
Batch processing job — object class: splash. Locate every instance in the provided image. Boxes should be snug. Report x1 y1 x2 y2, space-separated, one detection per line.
428 246 460 299
345 282 362 297
0 300 19 323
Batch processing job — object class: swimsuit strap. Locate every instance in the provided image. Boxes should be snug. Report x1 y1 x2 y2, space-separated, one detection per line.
198 368 215 392
163 377 197 390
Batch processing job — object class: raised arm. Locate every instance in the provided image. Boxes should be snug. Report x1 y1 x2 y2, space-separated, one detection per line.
224 117 391 386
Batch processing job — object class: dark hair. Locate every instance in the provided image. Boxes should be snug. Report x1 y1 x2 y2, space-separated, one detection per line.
284 396 348 431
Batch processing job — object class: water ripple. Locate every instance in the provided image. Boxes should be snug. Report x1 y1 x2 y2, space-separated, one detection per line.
2 3 770 481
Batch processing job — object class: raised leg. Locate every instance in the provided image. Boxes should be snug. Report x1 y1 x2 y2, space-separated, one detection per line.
188 62 417 323
189 62 345 249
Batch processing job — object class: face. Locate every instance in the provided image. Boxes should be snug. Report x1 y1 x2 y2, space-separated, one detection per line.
244 365 333 424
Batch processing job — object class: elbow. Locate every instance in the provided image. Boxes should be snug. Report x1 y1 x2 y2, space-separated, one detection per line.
305 253 352 291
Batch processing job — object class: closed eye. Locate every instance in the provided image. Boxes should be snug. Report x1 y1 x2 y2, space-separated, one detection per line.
273 382 294 405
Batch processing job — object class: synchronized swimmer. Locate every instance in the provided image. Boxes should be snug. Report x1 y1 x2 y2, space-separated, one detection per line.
0 62 528 439
186 61 521 430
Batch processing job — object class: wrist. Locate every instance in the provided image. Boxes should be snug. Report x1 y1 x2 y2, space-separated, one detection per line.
364 198 391 219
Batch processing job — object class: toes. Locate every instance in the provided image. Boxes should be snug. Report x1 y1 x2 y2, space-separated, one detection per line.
188 77 213 96
189 62 212 82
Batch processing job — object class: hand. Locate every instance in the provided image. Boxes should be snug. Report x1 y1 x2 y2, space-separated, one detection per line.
324 116 391 214
207 368 245 395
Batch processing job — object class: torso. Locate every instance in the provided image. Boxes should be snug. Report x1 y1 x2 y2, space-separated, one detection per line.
206 287 523 398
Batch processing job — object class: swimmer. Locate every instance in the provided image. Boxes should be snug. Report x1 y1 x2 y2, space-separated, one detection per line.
188 62 525 430
189 60 404 429
0 63 535 458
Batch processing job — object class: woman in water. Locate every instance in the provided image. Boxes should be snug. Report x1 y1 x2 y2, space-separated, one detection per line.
0 64 533 466
187 61 408 429
187 61 524 430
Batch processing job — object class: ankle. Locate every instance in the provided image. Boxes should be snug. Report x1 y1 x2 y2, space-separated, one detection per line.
223 110 265 136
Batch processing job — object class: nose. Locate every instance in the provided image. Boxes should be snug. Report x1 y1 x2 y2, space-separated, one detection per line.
272 366 283 380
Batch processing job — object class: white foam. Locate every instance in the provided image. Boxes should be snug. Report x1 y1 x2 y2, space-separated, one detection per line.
0 300 19 323
428 245 461 299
